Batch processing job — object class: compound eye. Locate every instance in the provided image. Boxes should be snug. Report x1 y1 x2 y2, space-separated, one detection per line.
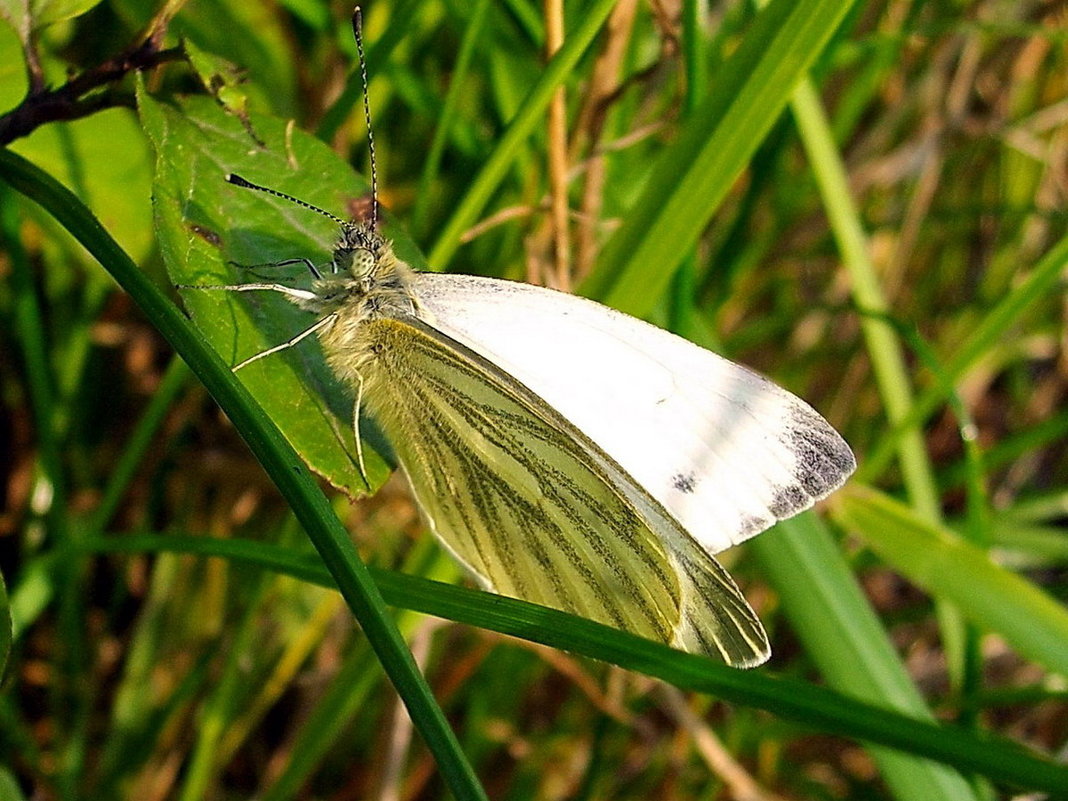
351 248 376 276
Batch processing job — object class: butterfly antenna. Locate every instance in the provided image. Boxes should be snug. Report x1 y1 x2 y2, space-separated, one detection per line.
225 173 349 227
352 6 378 231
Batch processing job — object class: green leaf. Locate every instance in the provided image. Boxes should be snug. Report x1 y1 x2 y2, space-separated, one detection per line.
833 485 1068 677
10 108 154 265
182 38 255 125
30 0 99 26
0 765 28 801
139 89 427 496
0 0 100 36
169 2 300 118
0 17 26 112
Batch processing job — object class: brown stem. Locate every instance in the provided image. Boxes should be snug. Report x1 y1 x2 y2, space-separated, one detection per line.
0 41 185 145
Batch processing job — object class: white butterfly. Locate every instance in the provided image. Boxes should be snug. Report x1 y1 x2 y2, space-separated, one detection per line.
190 174 855 667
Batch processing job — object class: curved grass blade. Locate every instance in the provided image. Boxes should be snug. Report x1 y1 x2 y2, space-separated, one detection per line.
75 532 1068 797
582 0 858 314
833 485 1068 677
0 144 489 801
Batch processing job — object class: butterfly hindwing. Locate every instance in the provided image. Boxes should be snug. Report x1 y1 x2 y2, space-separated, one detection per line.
358 316 769 665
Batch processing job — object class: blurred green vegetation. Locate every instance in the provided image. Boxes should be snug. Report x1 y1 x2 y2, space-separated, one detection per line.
0 1 1066 799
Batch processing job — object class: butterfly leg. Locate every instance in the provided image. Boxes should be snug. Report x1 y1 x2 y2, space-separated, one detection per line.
228 257 325 279
352 371 369 488
177 282 321 302
229 313 338 371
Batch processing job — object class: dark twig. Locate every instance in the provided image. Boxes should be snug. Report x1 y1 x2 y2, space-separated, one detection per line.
0 39 184 146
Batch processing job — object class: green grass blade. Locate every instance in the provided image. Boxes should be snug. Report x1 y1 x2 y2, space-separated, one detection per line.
2 185 63 515
857 234 1068 483
940 409 1068 492
790 76 941 521
77 532 1068 797
261 646 383 800
582 0 857 314
426 0 619 268
85 356 190 536
260 544 455 801
705 50 974 800
667 234 970 795
410 0 491 238
751 515 979 800
96 654 214 796
0 568 9 682
834 485 1068 677
3 179 87 799
0 766 28 801
178 571 270 801
0 145 490 801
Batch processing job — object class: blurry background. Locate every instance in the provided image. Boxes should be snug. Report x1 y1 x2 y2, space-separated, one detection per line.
0 1 1066 799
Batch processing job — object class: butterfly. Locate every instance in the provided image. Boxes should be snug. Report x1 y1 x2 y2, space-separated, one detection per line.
184 172 855 667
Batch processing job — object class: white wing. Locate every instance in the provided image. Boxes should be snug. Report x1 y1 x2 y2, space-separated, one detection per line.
411 273 855 555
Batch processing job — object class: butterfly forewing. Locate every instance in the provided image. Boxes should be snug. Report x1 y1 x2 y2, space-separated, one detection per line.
358 316 769 665
411 274 856 556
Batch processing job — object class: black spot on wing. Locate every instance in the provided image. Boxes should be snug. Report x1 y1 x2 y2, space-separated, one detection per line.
750 405 858 522
671 472 697 494
786 407 856 499
738 514 771 539
768 484 809 518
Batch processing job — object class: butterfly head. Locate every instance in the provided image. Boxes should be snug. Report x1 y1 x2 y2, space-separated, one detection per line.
221 174 413 320
300 221 414 324
334 222 389 280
